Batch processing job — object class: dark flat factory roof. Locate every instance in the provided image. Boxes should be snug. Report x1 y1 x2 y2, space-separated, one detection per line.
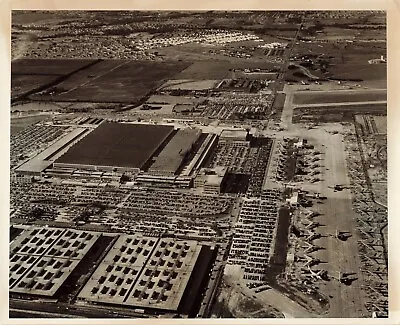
55 122 174 169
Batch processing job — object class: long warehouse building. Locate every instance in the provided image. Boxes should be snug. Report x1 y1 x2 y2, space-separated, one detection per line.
148 128 201 176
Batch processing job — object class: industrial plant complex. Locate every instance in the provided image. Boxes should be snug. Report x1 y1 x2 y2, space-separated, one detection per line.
9 10 388 320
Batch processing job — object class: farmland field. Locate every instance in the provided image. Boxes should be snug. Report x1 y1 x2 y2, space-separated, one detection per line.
11 58 97 75
45 60 191 103
11 74 60 99
293 90 387 105
29 60 128 100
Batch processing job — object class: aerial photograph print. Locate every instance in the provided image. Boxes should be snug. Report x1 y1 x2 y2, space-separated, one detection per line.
8 9 389 319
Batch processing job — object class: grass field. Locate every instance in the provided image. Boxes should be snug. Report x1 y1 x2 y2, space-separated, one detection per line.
293 90 387 105
173 61 280 80
33 60 128 94
11 102 63 113
290 39 386 83
328 63 386 81
12 58 97 75
11 74 60 98
45 60 190 103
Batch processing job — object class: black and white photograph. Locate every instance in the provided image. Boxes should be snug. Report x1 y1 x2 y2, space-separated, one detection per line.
7 6 394 320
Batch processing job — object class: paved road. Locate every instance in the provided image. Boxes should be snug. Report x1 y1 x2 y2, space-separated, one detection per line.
10 308 81 318
9 299 147 319
292 100 387 108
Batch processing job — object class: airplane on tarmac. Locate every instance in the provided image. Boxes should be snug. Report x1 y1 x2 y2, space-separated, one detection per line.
306 232 324 242
310 170 320 176
302 266 328 281
328 184 352 191
303 254 324 267
303 209 321 219
330 271 358 285
305 220 323 230
333 229 352 241
303 241 325 254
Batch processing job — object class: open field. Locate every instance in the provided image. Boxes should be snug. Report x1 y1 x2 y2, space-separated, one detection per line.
12 58 97 75
235 71 278 80
173 61 280 80
11 75 60 99
43 60 190 103
133 104 175 116
292 38 385 61
300 26 385 42
11 102 63 113
289 40 386 84
293 90 387 105
31 60 128 98
329 64 386 81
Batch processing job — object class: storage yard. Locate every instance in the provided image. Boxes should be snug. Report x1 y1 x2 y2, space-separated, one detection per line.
9 10 388 320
